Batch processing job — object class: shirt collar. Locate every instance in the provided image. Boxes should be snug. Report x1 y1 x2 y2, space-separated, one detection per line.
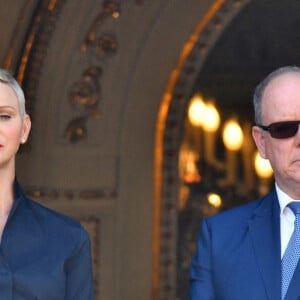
8 179 25 219
276 183 300 215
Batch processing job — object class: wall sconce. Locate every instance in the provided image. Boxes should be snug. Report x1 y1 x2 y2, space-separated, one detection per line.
179 92 274 209
187 94 223 170
188 93 206 127
254 150 273 196
254 151 273 179
207 192 222 208
188 94 220 132
202 102 220 133
179 146 201 184
222 119 243 151
221 119 244 185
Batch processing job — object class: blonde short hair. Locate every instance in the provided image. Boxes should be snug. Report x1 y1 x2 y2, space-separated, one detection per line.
0 68 26 117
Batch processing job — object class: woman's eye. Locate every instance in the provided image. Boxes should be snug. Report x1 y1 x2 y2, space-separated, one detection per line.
0 115 11 120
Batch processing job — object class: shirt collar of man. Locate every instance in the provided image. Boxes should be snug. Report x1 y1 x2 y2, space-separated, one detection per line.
276 183 300 216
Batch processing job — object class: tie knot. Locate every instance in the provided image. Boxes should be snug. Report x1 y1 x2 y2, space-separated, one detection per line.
288 201 300 215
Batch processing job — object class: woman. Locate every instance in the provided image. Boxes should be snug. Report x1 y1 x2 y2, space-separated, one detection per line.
0 69 94 299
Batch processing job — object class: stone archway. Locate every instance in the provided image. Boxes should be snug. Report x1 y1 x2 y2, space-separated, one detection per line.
154 1 251 299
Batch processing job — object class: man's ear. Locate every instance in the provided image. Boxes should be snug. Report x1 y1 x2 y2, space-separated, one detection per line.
252 126 267 159
21 114 32 144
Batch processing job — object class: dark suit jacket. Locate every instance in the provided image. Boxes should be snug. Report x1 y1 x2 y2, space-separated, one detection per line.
188 190 300 300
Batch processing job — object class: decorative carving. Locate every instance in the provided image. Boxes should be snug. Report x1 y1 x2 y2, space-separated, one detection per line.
63 0 142 144
93 33 118 59
64 67 101 143
69 67 102 112
81 1 120 57
64 1 121 143
25 187 116 201
63 116 88 143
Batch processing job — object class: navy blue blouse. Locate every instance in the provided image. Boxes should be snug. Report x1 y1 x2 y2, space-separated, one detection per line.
0 181 94 299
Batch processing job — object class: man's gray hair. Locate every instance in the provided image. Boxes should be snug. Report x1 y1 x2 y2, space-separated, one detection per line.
253 66 300 124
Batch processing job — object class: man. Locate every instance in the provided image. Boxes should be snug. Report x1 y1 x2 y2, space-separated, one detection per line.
188 66 300 300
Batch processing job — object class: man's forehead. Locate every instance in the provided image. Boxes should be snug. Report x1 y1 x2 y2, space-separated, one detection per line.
263 72 300 99
267 72 300 88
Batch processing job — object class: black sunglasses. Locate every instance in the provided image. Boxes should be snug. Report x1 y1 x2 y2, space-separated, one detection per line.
256 121 300 139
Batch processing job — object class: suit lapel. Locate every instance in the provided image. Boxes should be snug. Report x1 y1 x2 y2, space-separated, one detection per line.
249 191 281 300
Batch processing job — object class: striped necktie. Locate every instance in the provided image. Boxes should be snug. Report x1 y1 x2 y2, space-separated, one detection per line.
281 202 300 299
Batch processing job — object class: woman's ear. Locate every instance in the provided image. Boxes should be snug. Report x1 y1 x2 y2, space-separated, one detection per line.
21 114 32 144
252 125 267 159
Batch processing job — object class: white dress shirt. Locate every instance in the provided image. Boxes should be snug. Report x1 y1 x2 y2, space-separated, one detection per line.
276 183 300 258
